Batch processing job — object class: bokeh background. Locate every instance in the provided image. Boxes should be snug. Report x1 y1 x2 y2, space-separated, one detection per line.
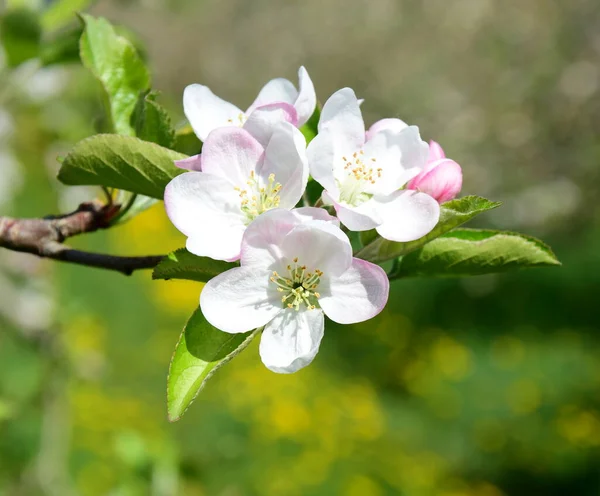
1 0 599 494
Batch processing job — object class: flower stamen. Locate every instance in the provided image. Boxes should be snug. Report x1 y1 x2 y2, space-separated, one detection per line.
338 148 380 205
236 172 282 224
270 258 323 311
227 113 247 126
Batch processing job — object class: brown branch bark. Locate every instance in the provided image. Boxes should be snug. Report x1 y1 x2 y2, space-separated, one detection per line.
0 201 164 275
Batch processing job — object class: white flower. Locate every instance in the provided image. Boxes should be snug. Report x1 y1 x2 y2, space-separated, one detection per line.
307 88 441 242
200 208 390 374
183 66 317 142
164 123 308 261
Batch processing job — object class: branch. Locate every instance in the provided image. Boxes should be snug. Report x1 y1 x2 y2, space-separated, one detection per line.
0 201 164 276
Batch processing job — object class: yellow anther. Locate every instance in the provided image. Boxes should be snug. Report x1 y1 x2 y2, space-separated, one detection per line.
270 258 324 311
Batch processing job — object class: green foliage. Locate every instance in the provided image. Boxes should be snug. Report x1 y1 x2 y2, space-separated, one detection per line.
79 14 150 136
41 0 91 31
153 249 238 283
40 24 82 66
58 134 186 199
0 8 41 67
299 105 320 143
174 125 202 156
359 229 378 247
168 308 258 421
357 196 501 263
394 228 560 278
131 91 176 149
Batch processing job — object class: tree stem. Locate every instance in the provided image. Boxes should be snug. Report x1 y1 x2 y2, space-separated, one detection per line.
0 201 165 276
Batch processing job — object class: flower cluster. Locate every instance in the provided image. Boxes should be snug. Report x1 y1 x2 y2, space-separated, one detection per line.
165 67 463 373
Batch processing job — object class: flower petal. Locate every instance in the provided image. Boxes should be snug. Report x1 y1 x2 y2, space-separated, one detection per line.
259 308 324 373
186 228 245 263
243 102 298 147
326 192 382 231
291 207 340 226
248 77 298 113
200 266 282 333
307 128 339 196
240 207 343 270
318 88 365 151
164 172 246 261
240 209 299 270
183 84 243 141
259 122 308 209
280 221 352 276
200 127 265 187
363 126 429 196
319 258 389 324
428 140 445 161
174 154 202 171
365 118 408 141
294 66 317 126
374 189 440 242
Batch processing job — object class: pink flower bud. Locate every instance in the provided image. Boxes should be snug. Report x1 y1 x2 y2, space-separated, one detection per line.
407 158 463 204
428 140 445 161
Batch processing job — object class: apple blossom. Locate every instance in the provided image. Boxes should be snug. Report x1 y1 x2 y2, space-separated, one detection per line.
200 208 389 373
183 66 316 142
307 88 440 242
406 141 463 203
164 123 308 261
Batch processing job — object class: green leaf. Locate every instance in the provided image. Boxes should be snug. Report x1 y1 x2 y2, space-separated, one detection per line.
359 229 378 248
303 177 324 206
174 125 202 156
79 14 150 136
58 134 187 199
356 195 501 263
131 91 176 149
40 24 82 66
168 308 258 421
299 105 320 144
153 248 238 283
0 8 41 67
395 228 560 278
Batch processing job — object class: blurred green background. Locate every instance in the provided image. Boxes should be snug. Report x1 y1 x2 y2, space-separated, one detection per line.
1 0 599 494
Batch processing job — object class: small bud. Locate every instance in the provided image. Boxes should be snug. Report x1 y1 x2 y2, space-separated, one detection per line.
407 158 463 204
428 140 446 162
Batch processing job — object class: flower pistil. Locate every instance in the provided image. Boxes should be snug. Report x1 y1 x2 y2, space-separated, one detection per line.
270 257 323 311
338 151 382 205
235 171 282 223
